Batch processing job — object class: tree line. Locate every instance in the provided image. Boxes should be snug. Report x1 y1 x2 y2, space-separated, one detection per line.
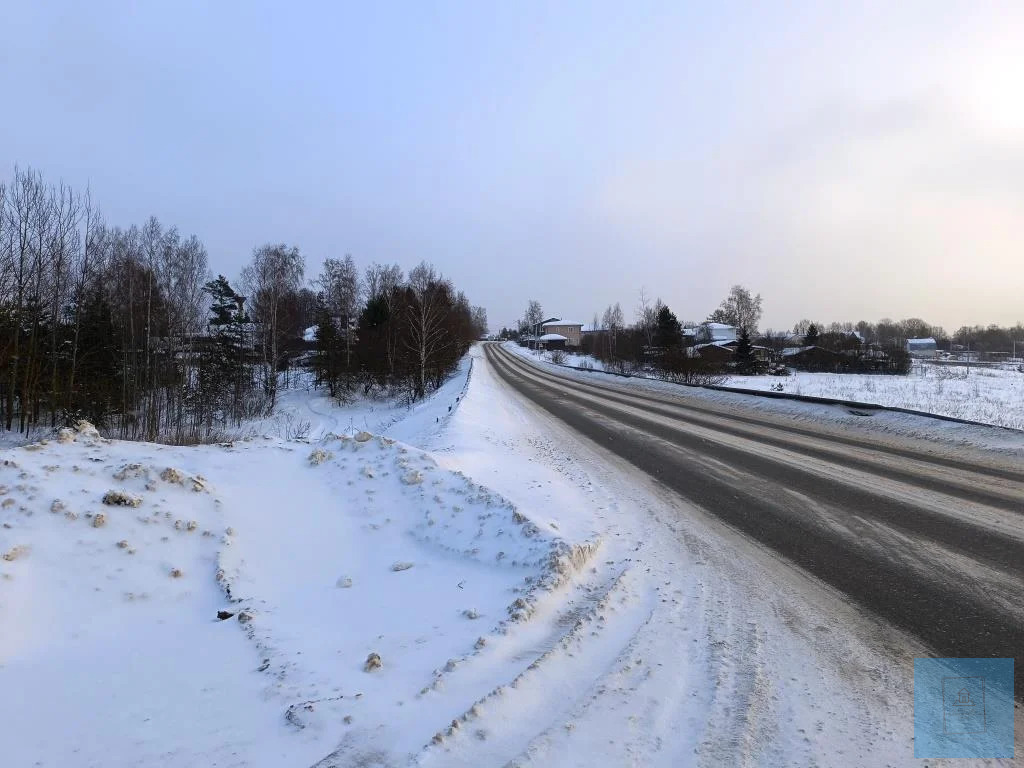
503 284 946 377
0 165 485 442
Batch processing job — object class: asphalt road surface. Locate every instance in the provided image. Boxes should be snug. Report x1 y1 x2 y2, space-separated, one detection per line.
484 343 1024 700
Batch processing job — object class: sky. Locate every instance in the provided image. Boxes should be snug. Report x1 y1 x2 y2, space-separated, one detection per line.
2 1 1022 333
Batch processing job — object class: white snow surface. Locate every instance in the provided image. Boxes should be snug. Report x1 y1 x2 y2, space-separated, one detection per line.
2 346 1020 766
722 365 1024 430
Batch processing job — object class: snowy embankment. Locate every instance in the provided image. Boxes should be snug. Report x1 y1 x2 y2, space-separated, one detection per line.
506 342 1024 439
0 364 600 767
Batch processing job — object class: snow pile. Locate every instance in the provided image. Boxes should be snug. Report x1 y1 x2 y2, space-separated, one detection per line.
0 409 599 766
216 433 600 762
0 438 244 766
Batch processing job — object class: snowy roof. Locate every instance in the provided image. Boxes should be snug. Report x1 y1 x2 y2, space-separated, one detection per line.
542 320 583 328
538 333 568 341
694 341 736 350
682 328 697 336
907 337 937 345
702 322 735 329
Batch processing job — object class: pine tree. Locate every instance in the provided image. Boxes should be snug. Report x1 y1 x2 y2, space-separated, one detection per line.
200 275 250 424
312 297 340 397
804 323 820 346
654 305 683 349
734 327 755 374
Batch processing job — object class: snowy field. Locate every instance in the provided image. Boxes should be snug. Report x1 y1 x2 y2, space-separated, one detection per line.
509 344 1024 431
2 345 1020 766
723 365 1024 430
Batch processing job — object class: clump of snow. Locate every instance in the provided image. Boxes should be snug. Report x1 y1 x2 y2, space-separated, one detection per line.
50 499 65 514
74 420 100 438
462 608 480 620
102 490 142 507
307 448 333 466
2 545 28 561
364 652 382 672
354 430 373 442
336 576 353 588
159 467 186 484
391 561 414 572
113 463 149 481
56 428 75 444
401 469 424 485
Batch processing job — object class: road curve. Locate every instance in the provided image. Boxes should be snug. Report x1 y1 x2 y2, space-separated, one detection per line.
484 343 1024 699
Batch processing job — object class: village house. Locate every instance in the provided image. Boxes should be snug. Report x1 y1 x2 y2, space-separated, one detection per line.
695 322 737 344
541 319 583 348
906 337 938 358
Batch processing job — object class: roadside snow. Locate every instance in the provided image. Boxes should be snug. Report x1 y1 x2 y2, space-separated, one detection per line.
722 365 1024 430
0 360 602 767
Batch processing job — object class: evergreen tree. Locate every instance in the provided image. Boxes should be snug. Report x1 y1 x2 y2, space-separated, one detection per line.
200 275 250 424
653 305 683 349
734 327 756 374
804 323 820 346
312 296 341 397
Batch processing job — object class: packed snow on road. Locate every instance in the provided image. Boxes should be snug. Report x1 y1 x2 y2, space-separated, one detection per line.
1 345 1018 767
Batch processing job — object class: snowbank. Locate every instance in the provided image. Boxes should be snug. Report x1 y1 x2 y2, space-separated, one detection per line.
0 408 598 766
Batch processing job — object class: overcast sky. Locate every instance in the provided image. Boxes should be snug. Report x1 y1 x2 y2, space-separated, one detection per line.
3 1 1022 332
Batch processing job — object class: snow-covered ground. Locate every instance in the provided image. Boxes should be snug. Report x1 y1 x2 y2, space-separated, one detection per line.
2 346 1019 766
507 342 1024 433
722 365 1024 430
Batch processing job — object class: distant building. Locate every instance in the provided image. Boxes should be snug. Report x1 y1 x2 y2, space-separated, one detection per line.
782 345 843 371
542 320 583 348
906 337 938 358
536 333 567 350
695 322 737 344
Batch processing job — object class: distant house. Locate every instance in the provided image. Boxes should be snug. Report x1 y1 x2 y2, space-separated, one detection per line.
782 345 843 371
693 340 769 366
693 342 735 363
536 333 567 350
906 337 938 358
541 320 583 348
695 322 737 344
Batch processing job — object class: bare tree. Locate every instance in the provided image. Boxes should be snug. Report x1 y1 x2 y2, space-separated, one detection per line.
318 255 361 371
406 261 454 399
602 302 624 358
242 243 304 405
523 299 544 336
708 284 763 336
